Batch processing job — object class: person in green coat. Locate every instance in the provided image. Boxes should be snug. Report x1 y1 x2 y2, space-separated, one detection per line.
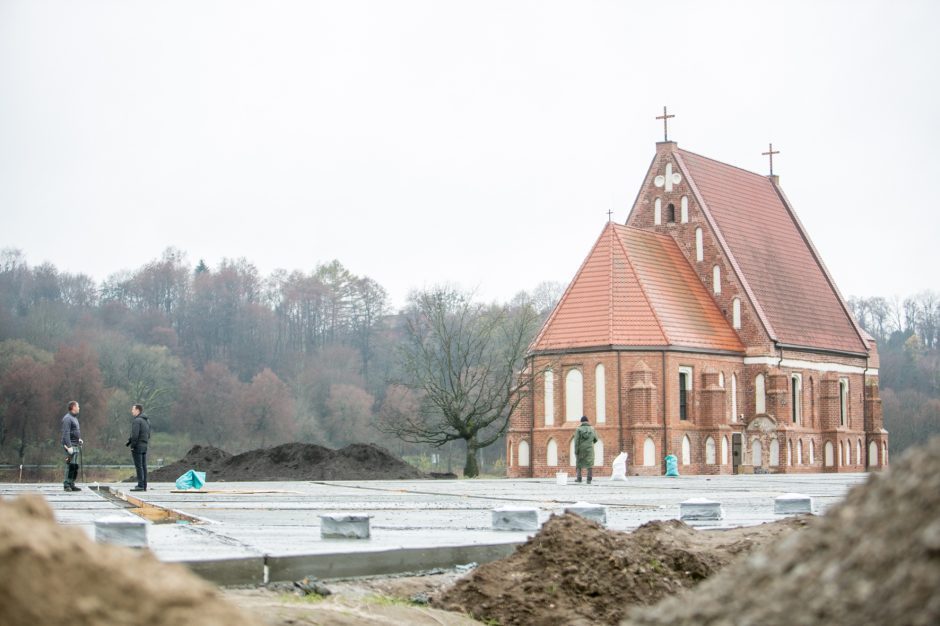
574 415 598 484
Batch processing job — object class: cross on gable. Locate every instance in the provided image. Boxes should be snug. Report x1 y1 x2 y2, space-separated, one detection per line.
655 106 675 142
654 162 682 192
762 142 780 176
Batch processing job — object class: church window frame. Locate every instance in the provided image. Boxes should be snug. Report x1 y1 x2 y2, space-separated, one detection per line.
791 373 802 424
732 298 741 329
667 203 676 223
543 369 554 426
712 264 721 294
565 368 583 422
755 373 766 414
595 363 606 423
695 227 703 262
679 366 693 421
680 195 689 223
839 378 849 427
546 438 558 466
654 198 662 225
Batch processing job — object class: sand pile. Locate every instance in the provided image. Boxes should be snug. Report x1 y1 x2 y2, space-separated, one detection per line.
627 437 940 625
0 495 252 626
435 512 807 625
146 442 428 482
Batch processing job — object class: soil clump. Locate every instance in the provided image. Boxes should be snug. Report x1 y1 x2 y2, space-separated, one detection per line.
146 442 428 482
435 512 808 625
627 436 940 625
0 494 252 626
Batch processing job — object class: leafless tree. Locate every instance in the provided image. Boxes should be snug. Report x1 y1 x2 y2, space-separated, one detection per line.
381 286 540 477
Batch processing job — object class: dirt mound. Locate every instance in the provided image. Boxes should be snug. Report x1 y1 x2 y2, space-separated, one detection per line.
0 495 252 626
435 512 807 625
144 444 232 482
627 437 940 626
147 442 427 482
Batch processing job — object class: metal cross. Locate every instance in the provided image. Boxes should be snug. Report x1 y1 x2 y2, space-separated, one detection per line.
762 143 780 176
607 209 613 222
656 106 675 142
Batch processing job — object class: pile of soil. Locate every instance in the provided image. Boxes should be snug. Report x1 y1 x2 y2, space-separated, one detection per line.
146 442 428 482
435 512 808 625
0 495 252 626
628 437 940 625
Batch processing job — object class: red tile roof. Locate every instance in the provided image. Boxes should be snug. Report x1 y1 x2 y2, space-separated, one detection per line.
675 149 867 354
531 223 744 353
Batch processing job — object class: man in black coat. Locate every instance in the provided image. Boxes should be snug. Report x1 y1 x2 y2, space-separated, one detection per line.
61 401 83 492
127 404 151 491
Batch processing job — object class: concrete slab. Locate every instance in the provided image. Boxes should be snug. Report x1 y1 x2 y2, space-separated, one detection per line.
1 472 868 584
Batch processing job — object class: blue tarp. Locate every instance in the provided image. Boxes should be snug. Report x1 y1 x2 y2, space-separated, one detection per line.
665 454 679 477
175 469 206 490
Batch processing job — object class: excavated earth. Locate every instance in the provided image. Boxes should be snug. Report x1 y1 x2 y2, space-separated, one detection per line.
434 513 809 625
144 442 428 482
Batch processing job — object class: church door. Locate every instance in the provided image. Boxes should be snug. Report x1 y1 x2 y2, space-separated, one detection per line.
731 433 742 474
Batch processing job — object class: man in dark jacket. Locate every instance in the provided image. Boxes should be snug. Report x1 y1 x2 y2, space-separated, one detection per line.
574 415 598 484
127 404 151 491
61 401 83 492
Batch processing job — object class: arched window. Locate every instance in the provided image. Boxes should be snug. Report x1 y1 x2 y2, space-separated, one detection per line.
869 440 878 466
705 437 716 464
839 378 849 427
721 436 729 465
810 439 816 465
752 439 762 466
595 364 606 423
569 438 577 467
856 439 862 467
845 440 851 465
791 374 802 424
695 227 703 261
732 298 741 329
565 369 583 421
643 437 656 466
518 440 530 467
882 442 887 465
755 373 766 414
544 370 554 426
809 377 815 427
770 439 780 466
508 440 514 467
825 441 834 467
731 373 738 421
797 439 803 465
680 195 689 223
681 435 692 465
787 439 792 466
838 441 844 466
719 371 725 388
654 198 662 225
712 265 721 294
546 438 558 466
594 438 604 467
667 203 676 223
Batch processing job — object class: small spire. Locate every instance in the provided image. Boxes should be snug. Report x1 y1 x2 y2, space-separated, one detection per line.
656 106 675 142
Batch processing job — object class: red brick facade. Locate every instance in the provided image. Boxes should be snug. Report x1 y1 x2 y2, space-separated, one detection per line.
507 141 888 477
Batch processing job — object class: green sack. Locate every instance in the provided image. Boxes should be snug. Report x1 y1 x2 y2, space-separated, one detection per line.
175 469 206 490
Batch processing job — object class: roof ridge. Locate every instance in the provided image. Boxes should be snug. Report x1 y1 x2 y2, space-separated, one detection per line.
611 225 672 346
676 147 768 180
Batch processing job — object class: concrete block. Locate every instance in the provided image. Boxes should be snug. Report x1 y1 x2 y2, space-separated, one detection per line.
680 498 724 521
774 493 814 515
320 515 371 539
95 515 148 548
564 501 607 525
491 506 539 531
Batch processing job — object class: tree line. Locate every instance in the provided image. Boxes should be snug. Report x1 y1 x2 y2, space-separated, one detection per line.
0 247 562 474
848 293 940 456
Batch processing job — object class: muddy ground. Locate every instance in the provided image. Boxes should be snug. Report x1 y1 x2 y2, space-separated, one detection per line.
143 442 428 482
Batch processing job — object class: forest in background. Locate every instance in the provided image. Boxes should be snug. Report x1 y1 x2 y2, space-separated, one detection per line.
0 248 561 473
0 246 937 472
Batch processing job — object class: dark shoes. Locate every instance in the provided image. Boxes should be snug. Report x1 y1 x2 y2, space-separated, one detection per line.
130 487 146 492
574 478 582 483
587 479 592 484
65 485 81 491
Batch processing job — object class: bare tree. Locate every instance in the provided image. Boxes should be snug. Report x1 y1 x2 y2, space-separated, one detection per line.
381 286 540 477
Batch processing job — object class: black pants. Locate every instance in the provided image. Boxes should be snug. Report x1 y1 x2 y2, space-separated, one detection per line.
576 466 593 482
132 446 148 488
64 447 79 488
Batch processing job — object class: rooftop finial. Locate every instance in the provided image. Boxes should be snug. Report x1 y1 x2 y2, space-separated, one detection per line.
656 106 675 142
762 142 780 176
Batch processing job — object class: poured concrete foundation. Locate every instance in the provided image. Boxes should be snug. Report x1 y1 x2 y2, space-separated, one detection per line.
774 493 814 515
680 498 724 521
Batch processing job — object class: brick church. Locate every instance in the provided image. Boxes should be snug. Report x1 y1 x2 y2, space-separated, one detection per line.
506 126 889 477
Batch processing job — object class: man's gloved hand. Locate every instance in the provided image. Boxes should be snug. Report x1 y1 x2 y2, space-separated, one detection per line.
78 438 83 445
65 446 74 455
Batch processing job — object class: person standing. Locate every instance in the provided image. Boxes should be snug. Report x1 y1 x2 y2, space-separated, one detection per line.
574 415 598 484
127 404 151 491
61 401 83 492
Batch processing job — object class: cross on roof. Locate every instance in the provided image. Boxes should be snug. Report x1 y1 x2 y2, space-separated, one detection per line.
607 209 613 222
762 142 780 176
656 106 675 142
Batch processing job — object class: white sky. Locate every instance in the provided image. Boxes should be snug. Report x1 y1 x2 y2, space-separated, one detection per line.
2 1 938 310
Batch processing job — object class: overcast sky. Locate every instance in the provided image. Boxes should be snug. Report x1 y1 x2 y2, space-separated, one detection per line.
2 1 937 309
